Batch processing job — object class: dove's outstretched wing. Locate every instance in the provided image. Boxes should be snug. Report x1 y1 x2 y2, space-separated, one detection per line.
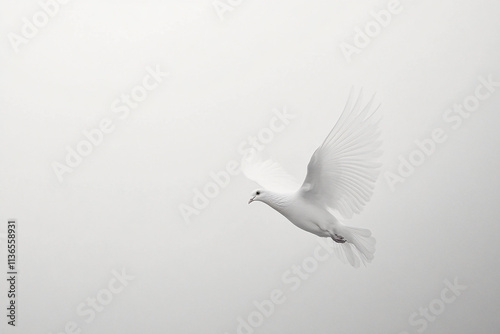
241 152 301 193
300 88 382 219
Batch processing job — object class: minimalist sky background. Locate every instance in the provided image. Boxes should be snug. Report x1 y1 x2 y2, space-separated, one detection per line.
1 0 500 333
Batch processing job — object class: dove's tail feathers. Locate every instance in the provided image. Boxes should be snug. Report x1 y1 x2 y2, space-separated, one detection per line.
332 225 376 268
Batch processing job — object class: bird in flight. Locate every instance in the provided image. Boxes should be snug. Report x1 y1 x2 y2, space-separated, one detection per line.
243 89 382 267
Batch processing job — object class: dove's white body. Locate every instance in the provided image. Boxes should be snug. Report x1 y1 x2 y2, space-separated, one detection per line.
244 89 381 267
264 192 339 237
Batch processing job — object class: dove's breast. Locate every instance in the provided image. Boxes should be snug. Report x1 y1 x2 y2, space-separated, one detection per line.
271 194 332 237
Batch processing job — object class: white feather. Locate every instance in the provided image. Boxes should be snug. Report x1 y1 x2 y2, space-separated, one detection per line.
241 152 300 194
244 88 382 268
300 88 382 218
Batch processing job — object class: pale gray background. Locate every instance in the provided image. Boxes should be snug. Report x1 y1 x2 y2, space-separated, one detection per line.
1 0 500 333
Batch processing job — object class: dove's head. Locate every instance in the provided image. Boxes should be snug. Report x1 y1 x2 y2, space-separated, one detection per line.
248 189 264 204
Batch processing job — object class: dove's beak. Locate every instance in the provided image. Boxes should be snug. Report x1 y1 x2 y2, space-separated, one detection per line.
248 196 256 204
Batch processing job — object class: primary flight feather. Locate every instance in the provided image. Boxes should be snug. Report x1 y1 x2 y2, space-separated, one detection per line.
243 89 382 268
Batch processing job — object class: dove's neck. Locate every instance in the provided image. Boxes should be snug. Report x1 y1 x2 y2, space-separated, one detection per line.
263 191 294 213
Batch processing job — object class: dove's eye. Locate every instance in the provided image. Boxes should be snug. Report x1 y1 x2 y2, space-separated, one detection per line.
256 191 260 195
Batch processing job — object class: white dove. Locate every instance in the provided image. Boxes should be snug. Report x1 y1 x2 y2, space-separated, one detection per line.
243 89 382 267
